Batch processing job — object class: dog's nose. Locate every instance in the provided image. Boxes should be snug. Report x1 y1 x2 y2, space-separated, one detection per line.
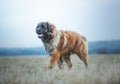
36 30 40 34
36 28 40 31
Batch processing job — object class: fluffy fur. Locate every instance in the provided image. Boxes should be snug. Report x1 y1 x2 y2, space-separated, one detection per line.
36 22 88 69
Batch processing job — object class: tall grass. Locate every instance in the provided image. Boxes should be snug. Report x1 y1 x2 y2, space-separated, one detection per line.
0 54 120 84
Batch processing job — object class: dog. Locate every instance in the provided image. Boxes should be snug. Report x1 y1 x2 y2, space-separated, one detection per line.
36 22 88 69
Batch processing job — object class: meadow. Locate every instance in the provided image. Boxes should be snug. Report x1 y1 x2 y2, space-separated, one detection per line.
0 54 120 84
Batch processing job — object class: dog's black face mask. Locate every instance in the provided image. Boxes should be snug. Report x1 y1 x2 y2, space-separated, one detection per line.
36 22 53 42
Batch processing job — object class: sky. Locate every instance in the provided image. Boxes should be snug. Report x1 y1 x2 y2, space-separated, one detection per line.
0 0 120 48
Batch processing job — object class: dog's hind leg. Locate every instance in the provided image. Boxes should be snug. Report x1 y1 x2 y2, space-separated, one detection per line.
77 52 88 68
75 40 88 68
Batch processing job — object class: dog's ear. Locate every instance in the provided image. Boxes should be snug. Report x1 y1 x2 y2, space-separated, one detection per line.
47 22 56 32
50 24 56 30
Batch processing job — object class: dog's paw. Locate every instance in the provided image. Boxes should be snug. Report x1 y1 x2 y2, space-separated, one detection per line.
44 65 53 71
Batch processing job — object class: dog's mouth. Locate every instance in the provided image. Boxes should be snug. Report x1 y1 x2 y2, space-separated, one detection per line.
38 34 44 38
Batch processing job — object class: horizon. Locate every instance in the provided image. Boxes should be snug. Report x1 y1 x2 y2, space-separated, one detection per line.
0 40 120 55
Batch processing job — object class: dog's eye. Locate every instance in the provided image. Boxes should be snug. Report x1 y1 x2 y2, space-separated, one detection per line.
41 25 44 28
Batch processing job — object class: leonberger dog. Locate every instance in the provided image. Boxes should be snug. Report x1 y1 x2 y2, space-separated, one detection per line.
36 22 88 69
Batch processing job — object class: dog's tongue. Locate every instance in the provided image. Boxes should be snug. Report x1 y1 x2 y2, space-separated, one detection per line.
38 34 44 38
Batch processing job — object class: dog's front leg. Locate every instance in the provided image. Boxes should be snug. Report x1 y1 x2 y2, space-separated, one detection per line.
48 49 60 69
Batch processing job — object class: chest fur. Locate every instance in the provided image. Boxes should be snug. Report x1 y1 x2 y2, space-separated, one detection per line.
43 31 62 54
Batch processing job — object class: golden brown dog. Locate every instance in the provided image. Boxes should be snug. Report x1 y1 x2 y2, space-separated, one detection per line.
36 22 88 69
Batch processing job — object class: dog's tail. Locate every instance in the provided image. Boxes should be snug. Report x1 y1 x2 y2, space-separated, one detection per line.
81 35 87 42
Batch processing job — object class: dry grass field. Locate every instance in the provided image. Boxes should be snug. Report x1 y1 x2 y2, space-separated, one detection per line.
0 54 120 84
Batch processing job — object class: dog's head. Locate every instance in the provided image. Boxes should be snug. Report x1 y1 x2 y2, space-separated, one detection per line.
36 22 55 38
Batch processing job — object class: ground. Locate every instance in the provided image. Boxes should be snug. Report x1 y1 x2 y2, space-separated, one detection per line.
0 54 120 84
